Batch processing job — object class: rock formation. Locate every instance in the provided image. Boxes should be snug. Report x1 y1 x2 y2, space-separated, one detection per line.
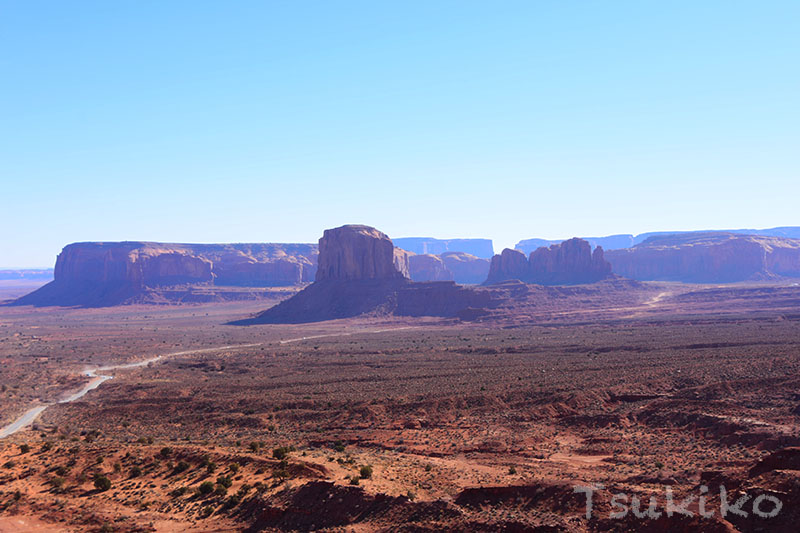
239 225 497 324
316 225 405 281
605 233 800 283
528 238 612 285
13 242 318 307
485 238 613 285
515 226 800 254
393 237 494 258
485 249 529 284
439 252 490 285
408 254 453 282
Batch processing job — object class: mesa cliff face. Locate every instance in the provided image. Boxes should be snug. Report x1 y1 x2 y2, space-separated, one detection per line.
316 225 405 281
14 242 318 307
408 254 453 282
485 238 612 285
393 237 494 258
605 233 800 283
240 225 496 324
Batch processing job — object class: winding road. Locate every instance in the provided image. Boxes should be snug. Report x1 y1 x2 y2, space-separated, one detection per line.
0 327 415 439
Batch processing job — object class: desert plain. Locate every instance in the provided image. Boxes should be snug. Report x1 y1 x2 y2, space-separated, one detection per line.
2 278 800 532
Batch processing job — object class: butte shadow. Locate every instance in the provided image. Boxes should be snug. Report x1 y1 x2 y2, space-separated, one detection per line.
231 225 495 324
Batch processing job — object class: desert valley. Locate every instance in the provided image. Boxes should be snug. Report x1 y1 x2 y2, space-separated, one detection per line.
1 225 800 532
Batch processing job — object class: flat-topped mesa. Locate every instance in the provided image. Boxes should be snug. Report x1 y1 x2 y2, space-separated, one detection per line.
316 225 408 281
13 241 318 307
605 232 800 283
484 238 613 285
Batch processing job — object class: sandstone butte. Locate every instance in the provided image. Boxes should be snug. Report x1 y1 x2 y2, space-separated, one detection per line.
485 238 613 285
237 224 493 324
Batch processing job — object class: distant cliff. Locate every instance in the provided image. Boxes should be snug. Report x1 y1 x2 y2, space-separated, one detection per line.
515 226 800 254
486 238 612 285
393 238 494 259
14 242 318 306
605 233 800 283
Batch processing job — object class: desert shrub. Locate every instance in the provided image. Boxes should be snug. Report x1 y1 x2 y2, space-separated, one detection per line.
174 461 190 474
198 481 215 495
51 477 66 490
248 442 261 452
170 487 189 498
333 440 345 452
13 490 22 502
349 476 360 485
200 505 214 518
508 466 517 475
655 461 664 470
229 462 240 474
94 475 112 492
359 465 373 479
217 475 233 488
159 447 173 458
214 484 228 497
41 441 53 452
425 464 432 472
130 466 142 478
19 444 30 454
272 446 291 460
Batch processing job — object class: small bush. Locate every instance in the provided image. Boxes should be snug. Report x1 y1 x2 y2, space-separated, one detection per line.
19 444 30 454
214 484 228 497
160 447 173 459
508 466 517 475
359 465 373 479
170 487 189 498
198 481 215 495
217 475 233 488
272 446 292 460
94 475 112 492
229 462 240 474
349 476 360 485
174 461 190 474
130 466 142 478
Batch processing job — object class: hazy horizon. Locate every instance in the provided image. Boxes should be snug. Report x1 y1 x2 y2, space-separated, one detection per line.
3 1 799 267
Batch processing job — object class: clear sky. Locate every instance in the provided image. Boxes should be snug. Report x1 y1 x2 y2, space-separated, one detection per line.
2 1 798 267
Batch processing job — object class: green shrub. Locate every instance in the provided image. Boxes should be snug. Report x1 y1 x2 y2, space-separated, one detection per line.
174 461 190 474
130 466 142 478
272 446 292 460
94 475 112 492
160 447 173 458
19 444 30 454
359 465 373 479
198 481 215 495
216 475 233 488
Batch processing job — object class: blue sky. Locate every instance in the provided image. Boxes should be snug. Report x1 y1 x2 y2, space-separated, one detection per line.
2 1 798 267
